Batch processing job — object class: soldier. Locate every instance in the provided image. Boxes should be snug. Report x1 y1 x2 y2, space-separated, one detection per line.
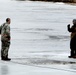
67 19 76 58
0 18 11 61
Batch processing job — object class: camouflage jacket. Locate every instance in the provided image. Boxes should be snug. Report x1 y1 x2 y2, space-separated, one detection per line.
0 23 11 42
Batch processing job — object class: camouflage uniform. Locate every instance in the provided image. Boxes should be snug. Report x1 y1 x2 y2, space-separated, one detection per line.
0 23 11 59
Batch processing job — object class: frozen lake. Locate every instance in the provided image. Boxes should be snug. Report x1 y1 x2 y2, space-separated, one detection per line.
0 0 76 75
5 0 75 57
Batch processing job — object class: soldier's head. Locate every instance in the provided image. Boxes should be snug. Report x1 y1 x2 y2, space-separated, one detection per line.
73 19 76 25
6 18 11 24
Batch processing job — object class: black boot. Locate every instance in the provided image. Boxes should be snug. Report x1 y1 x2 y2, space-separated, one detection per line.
1 56 11 61
68 56 74 58
1 56 5 60
4 58 11 61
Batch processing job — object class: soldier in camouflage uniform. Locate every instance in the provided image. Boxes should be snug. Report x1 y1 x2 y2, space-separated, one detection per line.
0 18 11 61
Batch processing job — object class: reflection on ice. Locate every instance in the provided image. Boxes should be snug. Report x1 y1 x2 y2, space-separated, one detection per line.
0 65 9 75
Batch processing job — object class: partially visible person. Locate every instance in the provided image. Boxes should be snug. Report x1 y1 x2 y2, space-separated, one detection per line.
67 19 76 58
0 18 11 61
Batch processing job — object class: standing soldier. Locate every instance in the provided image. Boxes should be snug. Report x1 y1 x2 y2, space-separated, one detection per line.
67 19 76 58
0 18 11 61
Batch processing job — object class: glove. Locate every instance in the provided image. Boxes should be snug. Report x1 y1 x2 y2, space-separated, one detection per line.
67 24 70 28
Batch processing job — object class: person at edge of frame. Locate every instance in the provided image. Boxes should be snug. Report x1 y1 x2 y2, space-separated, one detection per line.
67 19 76 58
0 18 11 61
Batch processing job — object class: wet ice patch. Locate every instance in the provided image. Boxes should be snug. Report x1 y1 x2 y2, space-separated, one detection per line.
48 35 69 40
11 53 76 65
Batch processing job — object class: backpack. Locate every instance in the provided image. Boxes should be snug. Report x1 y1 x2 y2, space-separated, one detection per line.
0 23 5 34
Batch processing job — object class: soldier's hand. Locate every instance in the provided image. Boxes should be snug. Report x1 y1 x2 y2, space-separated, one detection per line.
67 24 70 28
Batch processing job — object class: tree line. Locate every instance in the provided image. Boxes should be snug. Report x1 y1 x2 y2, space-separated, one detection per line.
31 0 76 3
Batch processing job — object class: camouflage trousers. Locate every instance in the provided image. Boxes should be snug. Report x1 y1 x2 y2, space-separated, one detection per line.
1 41 10 59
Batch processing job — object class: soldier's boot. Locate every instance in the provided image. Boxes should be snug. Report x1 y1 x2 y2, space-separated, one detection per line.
1 56 5 60
4 58 11 61
1 56 11 61
5 55 11 61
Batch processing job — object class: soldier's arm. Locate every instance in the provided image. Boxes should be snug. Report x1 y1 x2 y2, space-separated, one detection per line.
67 24 75 32
5 26 10 39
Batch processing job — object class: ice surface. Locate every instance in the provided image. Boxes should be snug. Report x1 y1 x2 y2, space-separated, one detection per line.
0 0 76 75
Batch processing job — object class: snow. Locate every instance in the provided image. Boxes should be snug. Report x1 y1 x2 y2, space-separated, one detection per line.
0 0 76 75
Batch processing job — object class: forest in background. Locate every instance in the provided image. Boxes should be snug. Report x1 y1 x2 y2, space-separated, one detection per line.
16 0 76 3
30 0 76 3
